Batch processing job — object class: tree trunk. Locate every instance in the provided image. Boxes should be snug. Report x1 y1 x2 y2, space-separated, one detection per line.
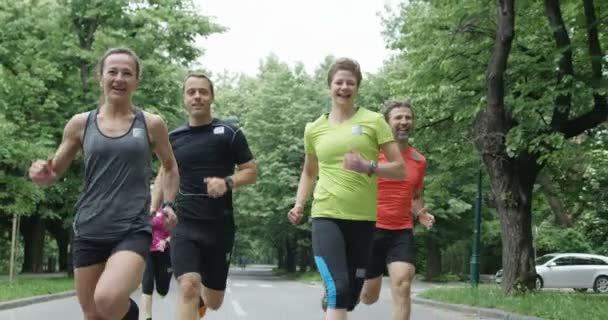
475 0 538 293
20 215 46 273
485 154 539 292
425 237 441 281
46 218 70 271
285 239 296 273
67 229 74 277
297 244 310 272
276 245 286 269
474 0 606 294
71 3 98 90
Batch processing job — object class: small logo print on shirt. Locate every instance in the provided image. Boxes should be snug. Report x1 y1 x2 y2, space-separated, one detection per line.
214 126 225 134
351 125 362 135
132 128 145 138
355 268 366 278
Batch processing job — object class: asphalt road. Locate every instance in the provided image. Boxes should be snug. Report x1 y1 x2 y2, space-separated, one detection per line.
0 265 498 320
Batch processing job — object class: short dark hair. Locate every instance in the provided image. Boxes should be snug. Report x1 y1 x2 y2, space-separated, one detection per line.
97 47 142 79
182 71 214 97
382 100 413 122
327 58 362 88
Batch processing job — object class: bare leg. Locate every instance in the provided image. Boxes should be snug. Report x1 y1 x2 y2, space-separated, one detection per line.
176 273 202 320
359 277 382 305
140 294 152 320
74 263 105 320
201 285 225 310
388 262 415 320
326 308 347 320
94 251 145 319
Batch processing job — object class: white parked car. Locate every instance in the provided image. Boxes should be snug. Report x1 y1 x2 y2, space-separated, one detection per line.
495 253 608 293
535 253 608 293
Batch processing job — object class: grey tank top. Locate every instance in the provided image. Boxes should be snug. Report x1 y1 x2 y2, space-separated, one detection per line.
73 109 153 241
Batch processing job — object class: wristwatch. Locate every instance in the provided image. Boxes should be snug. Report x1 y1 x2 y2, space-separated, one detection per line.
224 176 234 191
367 160 378 177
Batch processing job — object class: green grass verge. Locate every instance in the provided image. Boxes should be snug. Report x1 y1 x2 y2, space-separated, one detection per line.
419 285 608 320
0 277 74 302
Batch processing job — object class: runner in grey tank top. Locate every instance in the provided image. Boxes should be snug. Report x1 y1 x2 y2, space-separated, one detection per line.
74 109 153 241
28 48 179 320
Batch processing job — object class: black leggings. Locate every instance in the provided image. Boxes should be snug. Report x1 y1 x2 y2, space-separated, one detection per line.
141 249 172 296
312 218 375 311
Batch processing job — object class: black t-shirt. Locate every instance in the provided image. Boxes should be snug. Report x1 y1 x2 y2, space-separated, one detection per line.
170 119 253 222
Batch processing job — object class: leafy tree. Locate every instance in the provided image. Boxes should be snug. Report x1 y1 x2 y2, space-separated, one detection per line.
381 0 606 292
221 56 326 271
0 0 222 272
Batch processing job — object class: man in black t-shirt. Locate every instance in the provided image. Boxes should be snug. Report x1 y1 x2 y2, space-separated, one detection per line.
151 72 257 319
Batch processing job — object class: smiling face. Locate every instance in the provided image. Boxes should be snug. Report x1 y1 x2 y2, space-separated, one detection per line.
329 70 359 108
99 53 139 102
388 105 414 143
183 75 214 119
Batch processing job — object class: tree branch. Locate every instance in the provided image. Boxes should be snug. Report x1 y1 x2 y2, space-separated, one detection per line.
545 0 574 130
560 0 608 138
417 116 452 130
536 110 550 127
583 0 603 82
486 0 514 114
561 106 608 138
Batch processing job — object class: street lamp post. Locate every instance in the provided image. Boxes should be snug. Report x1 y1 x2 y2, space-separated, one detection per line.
470 169 482 287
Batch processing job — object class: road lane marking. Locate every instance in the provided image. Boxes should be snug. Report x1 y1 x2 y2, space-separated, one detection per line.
231 299 247 317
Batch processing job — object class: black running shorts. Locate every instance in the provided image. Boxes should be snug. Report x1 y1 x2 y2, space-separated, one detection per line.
170 220 235 291
72 231 151 268
365 228 416 279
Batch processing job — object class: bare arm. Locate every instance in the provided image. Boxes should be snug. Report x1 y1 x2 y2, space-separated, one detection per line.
288 153 318 224
30 113 86 187
376 141 406 180
411 187 425 217
295 153 319 207
150 171 164 212
205 159 257 198
231 160 257 189
412 186 434 228
51 113 86 176
145 113 178 203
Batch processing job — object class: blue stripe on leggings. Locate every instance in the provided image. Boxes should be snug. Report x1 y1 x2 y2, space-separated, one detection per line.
314 256 336 309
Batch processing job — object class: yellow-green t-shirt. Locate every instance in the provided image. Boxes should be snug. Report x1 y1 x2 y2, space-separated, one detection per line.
304 108 394 221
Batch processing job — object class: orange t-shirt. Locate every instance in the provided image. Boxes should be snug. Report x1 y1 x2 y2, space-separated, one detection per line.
376 147 427 230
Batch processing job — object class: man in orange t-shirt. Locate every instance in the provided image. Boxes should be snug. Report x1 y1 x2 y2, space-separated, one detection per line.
360 101 435 320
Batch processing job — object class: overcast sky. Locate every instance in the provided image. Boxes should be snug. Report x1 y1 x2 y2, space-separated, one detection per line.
193 0 398 76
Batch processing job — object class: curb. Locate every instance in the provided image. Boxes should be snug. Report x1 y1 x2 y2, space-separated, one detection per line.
0 291 76 311
412 297 544 320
